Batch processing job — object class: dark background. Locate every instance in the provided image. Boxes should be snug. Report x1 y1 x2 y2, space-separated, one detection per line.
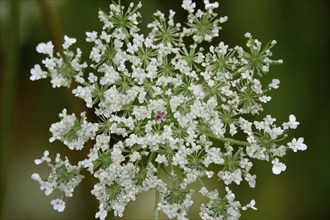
0 0 329 219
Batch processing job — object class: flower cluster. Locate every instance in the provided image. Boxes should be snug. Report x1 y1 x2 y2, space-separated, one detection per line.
32 151 83 212
31 0 307 219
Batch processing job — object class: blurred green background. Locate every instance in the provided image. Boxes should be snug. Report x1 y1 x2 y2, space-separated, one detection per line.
0 0 329 219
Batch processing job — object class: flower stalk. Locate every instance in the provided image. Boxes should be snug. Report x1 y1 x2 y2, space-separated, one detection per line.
206 134 250 146
154 163 161 220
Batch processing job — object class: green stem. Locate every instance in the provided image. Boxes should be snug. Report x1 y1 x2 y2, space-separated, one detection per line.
206 133 250 146
197 177 206 188
154 163 161 220
148 151 156 165
274 134 288 142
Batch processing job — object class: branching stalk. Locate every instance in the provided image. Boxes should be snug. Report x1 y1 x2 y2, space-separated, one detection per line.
206 134 250 146
154 163 161 220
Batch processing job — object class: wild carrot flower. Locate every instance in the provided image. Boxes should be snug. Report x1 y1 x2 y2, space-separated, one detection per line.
31 1 306 219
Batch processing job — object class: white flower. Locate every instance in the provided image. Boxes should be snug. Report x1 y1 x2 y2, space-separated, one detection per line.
49 109 98 150
30 64 48 81
155 154 168 165
245 173 256 188
203 147 224 167
218 169 243 185
288 137 307 152
129 151 141 162
182 0 196 13
158 189 194 219
203 0 219 11
63 35 77 50
51 198 65 212
86 31 98 42
30 1 307 219
272 158 286 175
95 204 108 220
269 79 280 89
220 16 228 23
31 173 41 182
72 85 94 108
242 199 257 210
244 32 252 38
200 188 242 219
259 95 271 103
34 150 50 165
283 114 300 129
36 41 54 56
